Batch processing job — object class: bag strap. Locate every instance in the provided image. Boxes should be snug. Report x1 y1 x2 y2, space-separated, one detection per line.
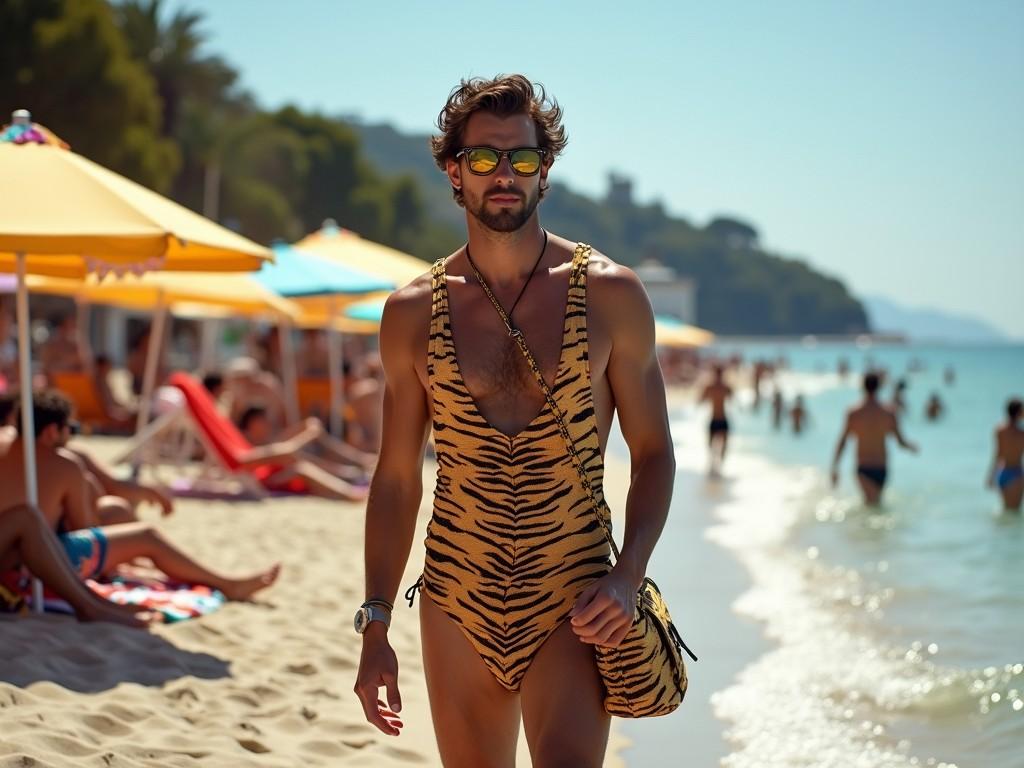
465 242 621 562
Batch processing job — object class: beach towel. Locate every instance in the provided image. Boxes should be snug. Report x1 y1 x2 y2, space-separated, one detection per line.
0 570 225 623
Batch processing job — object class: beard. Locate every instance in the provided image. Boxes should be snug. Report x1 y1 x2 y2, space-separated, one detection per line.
464 184 541 233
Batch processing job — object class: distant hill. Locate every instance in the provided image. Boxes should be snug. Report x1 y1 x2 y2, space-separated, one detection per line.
864 296 1007 342
348 120 869 336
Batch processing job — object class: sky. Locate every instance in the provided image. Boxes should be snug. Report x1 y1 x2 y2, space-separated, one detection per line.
169 0 1023 338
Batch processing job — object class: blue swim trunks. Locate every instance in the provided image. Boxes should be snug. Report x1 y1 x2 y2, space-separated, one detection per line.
997 466 1023 490
58 527 108 579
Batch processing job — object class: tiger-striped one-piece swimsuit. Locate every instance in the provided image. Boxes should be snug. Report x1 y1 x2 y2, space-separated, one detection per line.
416 243 613 692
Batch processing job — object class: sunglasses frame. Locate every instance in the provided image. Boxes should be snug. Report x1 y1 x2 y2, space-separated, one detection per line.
455 146 548 176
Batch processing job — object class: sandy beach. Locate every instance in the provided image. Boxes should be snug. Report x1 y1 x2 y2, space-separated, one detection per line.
0 436 631 767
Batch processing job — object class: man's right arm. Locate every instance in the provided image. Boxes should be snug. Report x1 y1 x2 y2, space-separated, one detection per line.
890 412 918 453
354 283 432 736
831 412 852 486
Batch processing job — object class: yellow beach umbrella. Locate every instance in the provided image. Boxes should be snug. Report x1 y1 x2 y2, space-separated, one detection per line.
0 111 272 610
654 316 715 349
27 271 298 319
0 143 269 276
295 221 427 287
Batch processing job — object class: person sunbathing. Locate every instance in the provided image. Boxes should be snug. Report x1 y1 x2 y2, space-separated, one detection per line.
1 390 171 526
0 390 280 601
0 503 150 627
60 441 173 526
233 406 370 501
91 353 137 432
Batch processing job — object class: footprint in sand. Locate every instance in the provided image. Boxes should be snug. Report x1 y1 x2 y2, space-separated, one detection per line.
301 739 346 757
285 662 318 676
324 655 355 671
81 714 132 737
341 738 375 749
236 738 271 754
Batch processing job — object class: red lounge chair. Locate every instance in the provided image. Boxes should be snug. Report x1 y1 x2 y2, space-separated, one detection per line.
116 372 307 498
167 372 309 495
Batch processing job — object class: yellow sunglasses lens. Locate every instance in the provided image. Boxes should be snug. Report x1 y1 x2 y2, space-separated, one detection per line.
510 150 542 174
467 149 499 174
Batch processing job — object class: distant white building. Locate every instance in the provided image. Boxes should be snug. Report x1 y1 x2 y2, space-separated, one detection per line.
634 260 697 325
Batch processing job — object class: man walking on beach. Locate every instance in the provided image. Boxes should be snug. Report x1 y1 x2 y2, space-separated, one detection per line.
830 372 918 506
353 74 676 766
700 363 732 475
987 398 1023 512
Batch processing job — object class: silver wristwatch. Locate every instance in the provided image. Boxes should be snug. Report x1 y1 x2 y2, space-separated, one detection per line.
354 603 392 634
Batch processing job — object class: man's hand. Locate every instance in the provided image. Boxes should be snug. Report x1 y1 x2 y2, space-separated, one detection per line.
140 484 174 516
354 625 404 736
569 570 639 648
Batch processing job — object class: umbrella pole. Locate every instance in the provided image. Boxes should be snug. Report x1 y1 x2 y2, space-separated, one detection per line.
277 319 300 425
328 301 343 439
135 292 168 436
15 253 43 613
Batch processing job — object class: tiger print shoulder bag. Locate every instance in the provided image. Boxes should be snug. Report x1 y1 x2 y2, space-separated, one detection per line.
468 244 696 718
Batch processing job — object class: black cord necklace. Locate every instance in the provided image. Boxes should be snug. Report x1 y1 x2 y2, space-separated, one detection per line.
464 229 548 322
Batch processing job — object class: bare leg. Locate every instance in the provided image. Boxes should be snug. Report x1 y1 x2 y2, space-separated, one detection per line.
420 595 520 768
313 432 377 470
1002 478 1023 512
96 496 137 526
520 620 610 768
295 451 366 481
0 505 147 627
266 461 368 501
857 475 883 507
100 522 280 601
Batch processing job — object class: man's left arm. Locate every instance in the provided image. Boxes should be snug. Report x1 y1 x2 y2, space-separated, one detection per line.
66 444 173 516
571 267 675 647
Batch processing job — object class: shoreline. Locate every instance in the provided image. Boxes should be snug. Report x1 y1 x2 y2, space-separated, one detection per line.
609 398 775 767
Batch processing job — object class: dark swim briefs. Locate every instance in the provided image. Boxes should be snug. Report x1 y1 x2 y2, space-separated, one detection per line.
709 418 730 436
857 465 888 489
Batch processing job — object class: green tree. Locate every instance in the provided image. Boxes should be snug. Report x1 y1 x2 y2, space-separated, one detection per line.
0 0 178 189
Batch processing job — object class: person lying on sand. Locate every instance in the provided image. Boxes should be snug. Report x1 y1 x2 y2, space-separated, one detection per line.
0 390 280 601
233 407 370 501
0 503 151 627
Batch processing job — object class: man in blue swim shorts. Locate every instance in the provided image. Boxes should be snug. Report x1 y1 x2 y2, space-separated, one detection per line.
988 398 1023 512
58 527 109 579
1 390 281 601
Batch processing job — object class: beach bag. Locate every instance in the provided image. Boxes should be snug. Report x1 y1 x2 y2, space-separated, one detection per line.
470 242 696 717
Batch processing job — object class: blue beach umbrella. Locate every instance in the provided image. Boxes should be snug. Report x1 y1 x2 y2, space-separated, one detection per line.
344 296 387 323
256 242 394 433
256 241 393 298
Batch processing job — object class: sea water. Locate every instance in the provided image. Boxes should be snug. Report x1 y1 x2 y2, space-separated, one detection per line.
618 342 1024 767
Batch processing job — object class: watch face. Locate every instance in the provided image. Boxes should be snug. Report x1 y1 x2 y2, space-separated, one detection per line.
354 607 369 633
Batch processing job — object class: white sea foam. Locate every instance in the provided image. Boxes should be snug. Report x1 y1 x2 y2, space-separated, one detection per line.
670 408 1023 768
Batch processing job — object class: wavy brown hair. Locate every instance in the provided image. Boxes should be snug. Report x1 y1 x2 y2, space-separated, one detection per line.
431 74 568 206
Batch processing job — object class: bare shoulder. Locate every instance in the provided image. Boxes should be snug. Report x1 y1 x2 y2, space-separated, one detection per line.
586 250 653 325
381 270 434 336
49 449 84 485
587 250 648 300
379 268 435 377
